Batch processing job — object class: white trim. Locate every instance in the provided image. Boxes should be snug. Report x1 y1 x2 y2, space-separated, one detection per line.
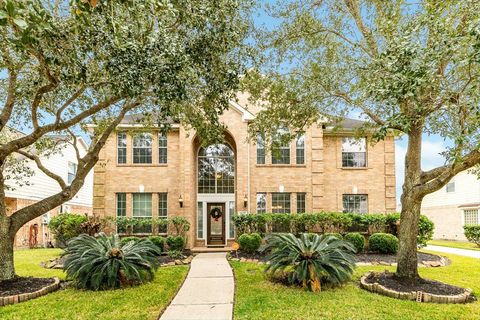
228 100 255 122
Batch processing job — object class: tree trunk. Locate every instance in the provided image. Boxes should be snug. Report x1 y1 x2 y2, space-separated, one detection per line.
0 216 15 281
395 123 423 281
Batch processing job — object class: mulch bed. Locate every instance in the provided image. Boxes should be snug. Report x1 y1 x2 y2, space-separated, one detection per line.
356 252 446 265
364 272 465 296
0 277 55 297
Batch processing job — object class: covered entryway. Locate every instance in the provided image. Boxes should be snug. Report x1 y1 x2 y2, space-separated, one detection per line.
196 139 236 247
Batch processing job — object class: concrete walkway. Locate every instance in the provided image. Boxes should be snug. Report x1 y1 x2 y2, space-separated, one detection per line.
160 253 234 320
425 245 480 259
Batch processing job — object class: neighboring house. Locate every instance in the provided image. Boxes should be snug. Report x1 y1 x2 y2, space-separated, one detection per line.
92 95 396 250
422 170 480 240
6 134 93 248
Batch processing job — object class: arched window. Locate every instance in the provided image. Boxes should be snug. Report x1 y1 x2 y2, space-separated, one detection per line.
198 144 235 194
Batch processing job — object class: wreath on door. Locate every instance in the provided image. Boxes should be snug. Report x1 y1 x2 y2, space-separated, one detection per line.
210 207 223 221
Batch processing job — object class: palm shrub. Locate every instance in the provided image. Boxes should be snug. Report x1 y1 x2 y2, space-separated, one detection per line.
262 233 356 292
63 233 161 290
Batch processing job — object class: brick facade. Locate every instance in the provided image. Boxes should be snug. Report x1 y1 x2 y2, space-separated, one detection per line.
93 104 396 248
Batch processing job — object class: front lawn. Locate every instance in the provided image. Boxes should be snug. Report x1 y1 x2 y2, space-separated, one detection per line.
232 251 480 320
428 240 480 251
0 249 188 320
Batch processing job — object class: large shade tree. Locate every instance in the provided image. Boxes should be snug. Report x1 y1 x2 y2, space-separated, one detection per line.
0 0 250 281
244 0 480 280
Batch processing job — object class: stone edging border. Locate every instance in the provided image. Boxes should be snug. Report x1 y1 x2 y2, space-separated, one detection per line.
0 277 61 307
360 271 472 304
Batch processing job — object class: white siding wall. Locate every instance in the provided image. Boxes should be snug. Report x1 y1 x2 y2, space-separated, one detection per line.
421 171 480 208
5 142 93 207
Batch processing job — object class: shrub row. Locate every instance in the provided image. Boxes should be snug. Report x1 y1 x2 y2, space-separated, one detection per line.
120 235 186 252
464 225 480 247
233 212 433 246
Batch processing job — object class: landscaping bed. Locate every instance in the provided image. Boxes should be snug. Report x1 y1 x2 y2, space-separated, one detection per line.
361 271 474 303
0 277 55 297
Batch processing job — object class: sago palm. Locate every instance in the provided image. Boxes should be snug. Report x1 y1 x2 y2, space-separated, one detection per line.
262 233 356 292
63 233 161 290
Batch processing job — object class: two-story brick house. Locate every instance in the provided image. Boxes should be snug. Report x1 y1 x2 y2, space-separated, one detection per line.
92 96 396 249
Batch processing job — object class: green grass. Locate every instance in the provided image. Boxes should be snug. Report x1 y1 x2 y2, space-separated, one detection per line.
0 249 188 320
232 251 480 320
428 240 480 251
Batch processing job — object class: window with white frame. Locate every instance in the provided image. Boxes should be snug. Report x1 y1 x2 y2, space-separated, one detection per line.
158 134 167 164
256 193 267 213
197 202 204 239
296 135 305 164
158 193 168 233
133 133 152 164
342 137 367 168
464 209 479 226
272 129 290 164
342 194 368 214
297 193 306 213
117 132 127 164
116 193 127 233
132 193 152 233
446 180 455 193
67 162 77 185
272 193 291 213
256 134 265 164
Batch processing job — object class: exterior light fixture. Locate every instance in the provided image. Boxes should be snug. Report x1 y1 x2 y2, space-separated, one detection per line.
139 184 145 193
243 194 248 208
178 195 183 208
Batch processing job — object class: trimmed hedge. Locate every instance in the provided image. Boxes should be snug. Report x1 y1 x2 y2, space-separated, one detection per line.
324 232 343 240
464 225 480 247
166 235 186 251
238 233 262 253
120 236 141 247
148 236 166 252
368 233 399 254
344 232 365 253
233 212 434 246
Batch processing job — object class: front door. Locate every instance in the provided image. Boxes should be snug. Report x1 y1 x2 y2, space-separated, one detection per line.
207 203 225 246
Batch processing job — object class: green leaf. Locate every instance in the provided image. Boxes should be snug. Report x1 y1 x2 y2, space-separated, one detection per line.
13 18 27 29
0 10 8 19
5 1 15 17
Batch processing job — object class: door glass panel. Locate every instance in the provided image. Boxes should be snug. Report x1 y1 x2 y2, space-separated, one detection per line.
209 204 223 236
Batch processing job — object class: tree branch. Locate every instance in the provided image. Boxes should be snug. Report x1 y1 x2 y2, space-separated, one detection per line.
0 68 18 131
15 149 67 190
344 0 379 57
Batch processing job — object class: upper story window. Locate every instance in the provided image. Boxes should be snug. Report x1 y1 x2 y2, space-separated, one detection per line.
446 180 455 193
272 128 290 164
296 135 305 164
158 134 167 164
67 162 77 185
272 193 291 213
342 137 366 168
256 193 266 213
133 133 152 164
198 143 235 194
117 132 127 164
256 134 265 164
342 194 368 214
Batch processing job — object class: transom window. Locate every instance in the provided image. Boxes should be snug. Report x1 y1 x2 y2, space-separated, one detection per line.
296 135 305 164
133 133 152 164
343 194 368 214
272 193 291 213
158 134 167 164
117 132 127 164
256 193 267 213
464 209 479 226
342 137 366 168
198 143 235 194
